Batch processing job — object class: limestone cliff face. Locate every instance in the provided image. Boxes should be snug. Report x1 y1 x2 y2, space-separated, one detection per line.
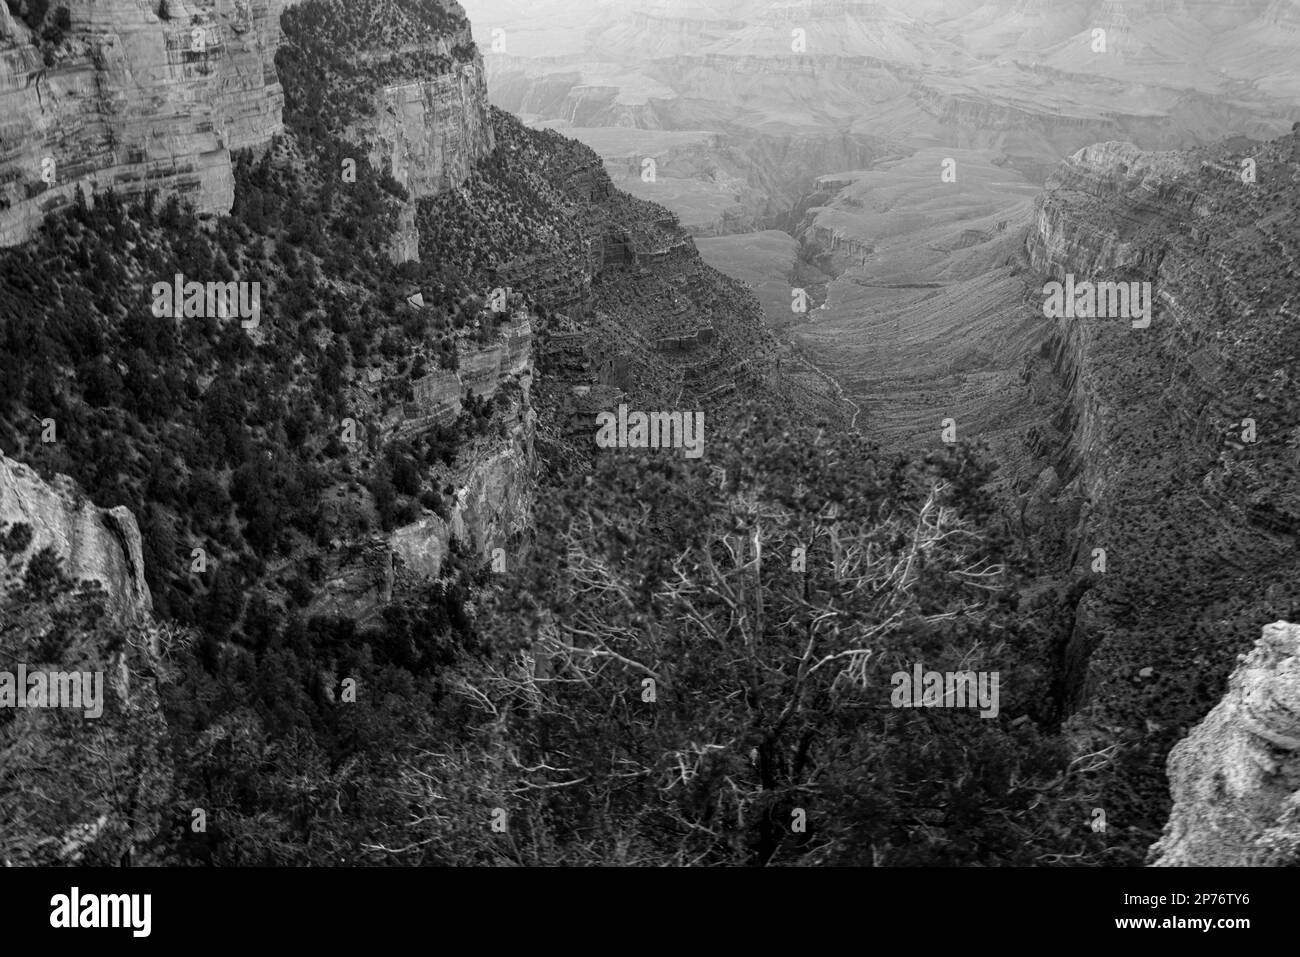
1151 621 1300 866
0 0 295 247
345 16 494 262
372 51 494 264
389 413 534 579
0 450 152 622
364 54 494 202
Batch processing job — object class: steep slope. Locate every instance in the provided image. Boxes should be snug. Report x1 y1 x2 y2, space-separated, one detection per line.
1018 130 1300 862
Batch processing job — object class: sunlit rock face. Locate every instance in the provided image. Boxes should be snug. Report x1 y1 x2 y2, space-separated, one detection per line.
0 0 295 247
1151 621 1300 866
362 36 495 202
335 12 494 262
0 451 153 623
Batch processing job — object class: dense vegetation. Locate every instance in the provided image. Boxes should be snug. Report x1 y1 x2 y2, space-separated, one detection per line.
3 407 1102 865
8 0 1298 868
0 3 528 638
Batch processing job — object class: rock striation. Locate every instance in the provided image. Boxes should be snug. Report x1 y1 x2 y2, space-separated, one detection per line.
365 59 495 203
345 15 495 262
0 450 152 622
1018 130 1300 860
0 0 295 247
383 311 532 440
1151 621 1300 866
1028 141 1200 279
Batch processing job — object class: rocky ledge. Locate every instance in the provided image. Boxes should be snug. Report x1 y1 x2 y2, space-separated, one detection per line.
1151 621 1300 866
0 450 153 623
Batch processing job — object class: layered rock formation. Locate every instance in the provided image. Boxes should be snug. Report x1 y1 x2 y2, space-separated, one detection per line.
339 13 494 262
387 311 534 579
309 309 536 615
365 59 494 203
0 450 152 622
385 311 532 439
1028 142 1200 279
0 0 294 246
1016 130 1300 860
1151 621 1300 866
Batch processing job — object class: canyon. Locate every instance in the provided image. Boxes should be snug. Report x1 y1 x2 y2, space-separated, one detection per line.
464 0 1300 233
1 0 1298 867
459 0 1300 864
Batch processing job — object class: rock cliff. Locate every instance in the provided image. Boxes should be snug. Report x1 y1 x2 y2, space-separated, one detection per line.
330 11 494 262
1151 621 1300 866
0 0 295 247
1019 130 1300 861
0 450 152 622
362 50 494 203
389 312 534 579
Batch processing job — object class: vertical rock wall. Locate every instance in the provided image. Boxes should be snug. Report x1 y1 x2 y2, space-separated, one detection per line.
0 0 296 246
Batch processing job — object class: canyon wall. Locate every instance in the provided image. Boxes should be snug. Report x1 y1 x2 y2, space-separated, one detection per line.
308 310 536 622
356 16 494 208
0 450 152 623
0 0 295 247
1022 131 1300 859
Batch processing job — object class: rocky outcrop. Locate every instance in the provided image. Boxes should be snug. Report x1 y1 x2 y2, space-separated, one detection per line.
388 309 535 579
1151 621 1300 866
346 18 494 263
389 418 534 579
0 0 295 247
363 56 495 202
0 451 152 622
1027 142 1199 278
384 311 532 439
